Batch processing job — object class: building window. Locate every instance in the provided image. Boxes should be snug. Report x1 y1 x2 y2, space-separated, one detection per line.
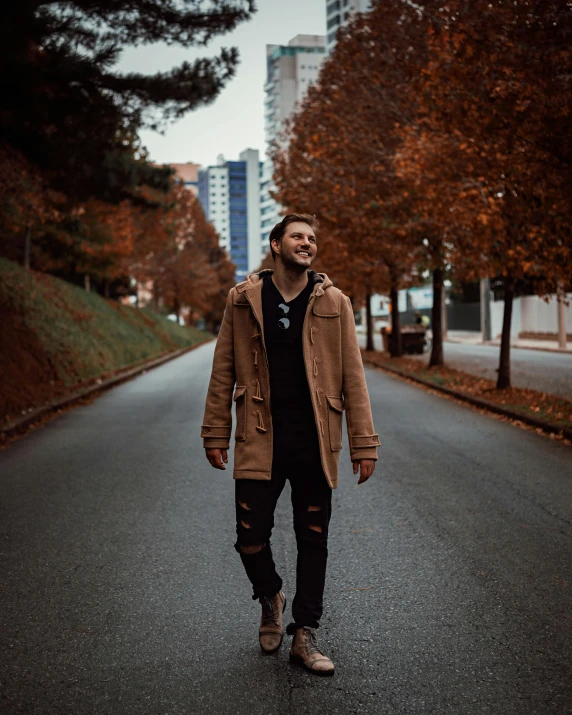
327 0 341 13
327 14 340 29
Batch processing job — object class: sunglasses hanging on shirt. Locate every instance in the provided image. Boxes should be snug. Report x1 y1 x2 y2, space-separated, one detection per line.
278 303 290 330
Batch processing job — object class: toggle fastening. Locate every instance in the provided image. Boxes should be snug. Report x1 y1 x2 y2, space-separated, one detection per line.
252 380 263 402
255 410 267 433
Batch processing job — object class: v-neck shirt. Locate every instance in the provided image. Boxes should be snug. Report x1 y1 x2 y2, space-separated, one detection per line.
261 273 316 440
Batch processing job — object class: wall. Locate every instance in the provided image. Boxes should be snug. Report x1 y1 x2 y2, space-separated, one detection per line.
520 294 572 334
489 294 572 338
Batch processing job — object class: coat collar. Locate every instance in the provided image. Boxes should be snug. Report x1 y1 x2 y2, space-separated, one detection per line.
235 270 332 328
235 269 331 297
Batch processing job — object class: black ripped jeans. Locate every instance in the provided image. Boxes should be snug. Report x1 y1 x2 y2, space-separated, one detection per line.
234 438 332 630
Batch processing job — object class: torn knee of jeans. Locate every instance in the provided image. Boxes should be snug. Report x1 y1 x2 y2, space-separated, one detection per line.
238 500 251 511
308 524 323 533
235 540 266 555
307 505 321 512
240 519 251 529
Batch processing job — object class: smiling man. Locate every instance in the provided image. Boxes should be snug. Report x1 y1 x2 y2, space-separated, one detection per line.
201 213 380 676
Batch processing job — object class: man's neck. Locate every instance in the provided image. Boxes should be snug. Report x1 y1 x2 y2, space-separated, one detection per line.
271 262 310 303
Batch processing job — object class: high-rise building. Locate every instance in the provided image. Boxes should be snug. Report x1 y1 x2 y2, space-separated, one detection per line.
326 0 371 54
198 149 262 282
261 35 326 256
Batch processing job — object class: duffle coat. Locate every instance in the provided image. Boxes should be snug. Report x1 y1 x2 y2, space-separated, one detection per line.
201 270 380 489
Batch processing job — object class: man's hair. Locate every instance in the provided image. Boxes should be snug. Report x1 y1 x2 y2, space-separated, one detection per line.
268 213 319 260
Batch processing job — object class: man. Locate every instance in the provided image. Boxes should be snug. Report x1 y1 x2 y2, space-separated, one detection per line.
415 310 431 329
201 213 380 676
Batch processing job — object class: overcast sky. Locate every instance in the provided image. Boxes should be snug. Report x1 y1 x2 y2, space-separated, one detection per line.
116 0 326 168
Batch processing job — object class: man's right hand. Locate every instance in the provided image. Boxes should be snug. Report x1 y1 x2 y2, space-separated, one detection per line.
206 448 228 470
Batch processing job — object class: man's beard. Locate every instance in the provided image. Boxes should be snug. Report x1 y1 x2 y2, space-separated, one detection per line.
281 249 312 273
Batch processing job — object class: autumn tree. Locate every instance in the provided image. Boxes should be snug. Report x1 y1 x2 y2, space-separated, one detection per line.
272 1 429 355
0 143 64 269
414 0 572 387
395 127 502 366
126 182 235 326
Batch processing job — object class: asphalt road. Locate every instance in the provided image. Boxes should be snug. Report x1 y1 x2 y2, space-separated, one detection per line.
359 333 572 400
1 342 571 715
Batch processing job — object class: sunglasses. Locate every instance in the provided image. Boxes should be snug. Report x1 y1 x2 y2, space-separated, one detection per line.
278 303 290 330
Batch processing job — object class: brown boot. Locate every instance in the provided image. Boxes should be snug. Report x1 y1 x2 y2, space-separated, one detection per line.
289 626 335 676
258 591 286 654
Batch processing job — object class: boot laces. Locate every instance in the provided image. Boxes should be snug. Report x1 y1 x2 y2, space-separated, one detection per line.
261 596 279 627
304 628 323 657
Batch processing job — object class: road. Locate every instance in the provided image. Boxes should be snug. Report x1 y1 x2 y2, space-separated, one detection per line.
1 342 571 714
359 332 572 400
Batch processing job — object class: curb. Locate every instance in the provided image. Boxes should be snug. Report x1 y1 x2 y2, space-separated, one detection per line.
445 338 572 355
362 357 572 442
1 338 215 438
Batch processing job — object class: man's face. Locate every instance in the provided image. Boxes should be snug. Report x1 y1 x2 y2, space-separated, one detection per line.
272 221 317 269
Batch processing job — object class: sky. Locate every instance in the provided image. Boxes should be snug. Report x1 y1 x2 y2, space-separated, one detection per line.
116 0 326 168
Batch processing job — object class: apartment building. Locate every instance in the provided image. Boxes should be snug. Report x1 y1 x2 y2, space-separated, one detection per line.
198 149 262 282
261 34 326 256
326 0 371 53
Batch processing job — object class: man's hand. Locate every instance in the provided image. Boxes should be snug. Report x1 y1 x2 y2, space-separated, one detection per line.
352 459 375 485
206 448 228 470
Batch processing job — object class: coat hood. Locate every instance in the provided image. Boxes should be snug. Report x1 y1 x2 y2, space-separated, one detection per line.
237 269 334 295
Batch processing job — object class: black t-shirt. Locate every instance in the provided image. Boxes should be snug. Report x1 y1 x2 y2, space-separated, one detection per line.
262 273 317 445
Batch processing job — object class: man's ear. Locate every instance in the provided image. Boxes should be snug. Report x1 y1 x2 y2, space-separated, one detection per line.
271 238 280 256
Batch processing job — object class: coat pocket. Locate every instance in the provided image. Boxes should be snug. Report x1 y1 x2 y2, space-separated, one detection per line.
233 386 247 441
326 396 343 452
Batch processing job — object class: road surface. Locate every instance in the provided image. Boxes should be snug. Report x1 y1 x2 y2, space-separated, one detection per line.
1 342 571 714
359 332 572 400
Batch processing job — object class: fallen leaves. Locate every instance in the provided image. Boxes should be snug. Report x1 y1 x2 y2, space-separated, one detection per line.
362 349 572 433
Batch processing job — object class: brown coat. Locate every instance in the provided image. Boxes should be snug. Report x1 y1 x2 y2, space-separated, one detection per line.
201 270 380 488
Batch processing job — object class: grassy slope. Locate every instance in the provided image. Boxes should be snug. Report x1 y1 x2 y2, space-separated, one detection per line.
0 258 212 423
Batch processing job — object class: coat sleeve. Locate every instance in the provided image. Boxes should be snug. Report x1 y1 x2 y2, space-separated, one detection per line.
340 294 381 461
200 289 236 449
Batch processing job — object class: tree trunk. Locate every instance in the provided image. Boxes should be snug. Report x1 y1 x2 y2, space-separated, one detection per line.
365 290 374 352
496 277 515 389
103 280 110 299
23 223 32 270
557 282 567 350
389 283 402 357
84 274 90 292
430 266 444 367
174 299 181 326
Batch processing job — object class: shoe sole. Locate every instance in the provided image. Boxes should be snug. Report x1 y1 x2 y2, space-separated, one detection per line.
289 653 335 676
259 595 287 655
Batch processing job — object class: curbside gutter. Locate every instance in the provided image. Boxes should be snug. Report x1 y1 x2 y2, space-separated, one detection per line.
362 357 572 442
1 338 215 439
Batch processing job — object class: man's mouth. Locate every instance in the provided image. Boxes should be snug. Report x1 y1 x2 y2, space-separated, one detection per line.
296 251 310 257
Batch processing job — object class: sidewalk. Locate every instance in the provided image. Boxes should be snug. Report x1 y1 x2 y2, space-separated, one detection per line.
446 330 572 354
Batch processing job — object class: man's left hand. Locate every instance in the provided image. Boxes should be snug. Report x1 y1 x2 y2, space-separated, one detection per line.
353 459 376 485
